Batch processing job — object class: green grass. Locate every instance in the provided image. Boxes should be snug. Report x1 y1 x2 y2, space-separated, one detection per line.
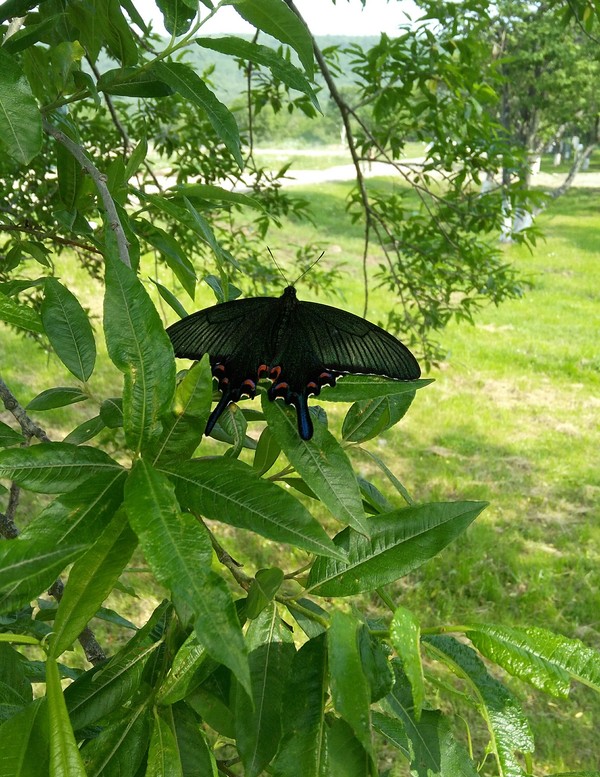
253 141 426 170
1 183 599 771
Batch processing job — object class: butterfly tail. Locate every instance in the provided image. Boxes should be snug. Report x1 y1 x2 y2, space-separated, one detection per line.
291 392 314 441
205 389 232 436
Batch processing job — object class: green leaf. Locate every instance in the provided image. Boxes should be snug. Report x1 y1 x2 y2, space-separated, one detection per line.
46 658 87 776
146 708 183 777
100 397 123 428
307 501 487 597
0 698 49 777
322 376 432 403
125 459 251 695
0 442 121 494
235 603 296 777
63 414 105 445
150 279 189 319
197 36 319 108
21 469 126 547
49 510 137 659
156 632 216 705
156 0 196 35
383 661 479 776
41 278 96 382
98 67 173 97
161 458 346 561
80 703 150 777
424 636 534 777
134 217 196 300
104 252 176 454
171 182 262 210
358 626 393 703
124 136 148 180
0 421 24 448
261 395 369 536
272 634 327 777
153 62 243 168
65 642 159 731
186 667 235 738
0 48 42 164
225 0 314 78
0 291 43 333
328 611 373 756
466 623 600 698
246 567 284 619
148 357 212 464
390 606 424 716
172 703 219 777
324 715 372 777
27 387 88 411
253 426 281 476
342 390 415 442
371 711 409 758
0 539 86 615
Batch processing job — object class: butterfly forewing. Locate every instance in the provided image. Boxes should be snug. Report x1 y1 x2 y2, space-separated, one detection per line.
296 301 420 380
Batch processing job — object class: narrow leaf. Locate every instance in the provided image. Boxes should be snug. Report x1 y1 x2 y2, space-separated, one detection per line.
80 703 150 777
272 634 327 777
307 501 487 597
424 636 534 777
0 291 43 333
390 606 424 716
125 459 251 695
0 698 49 777
27 387 88 411
467 623 600 698
153 62 243 167
225 0 314 77
262 396 369 535
0 48 42 164
0 540 86 615
235 603 296 777
161 458 346 561
41 278 96 382
322 376 432 403
46 658 87 776
63 414 105 445
328 611 372 755
148 357 212 464
0 442 121 494
104 252 176 453
49 509 137 658
0 421 24 448
146 708 183 777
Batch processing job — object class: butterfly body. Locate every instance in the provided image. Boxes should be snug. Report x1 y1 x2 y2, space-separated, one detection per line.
167 285 420 440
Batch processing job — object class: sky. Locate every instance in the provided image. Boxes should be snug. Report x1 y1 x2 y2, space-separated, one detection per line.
136 0 420 37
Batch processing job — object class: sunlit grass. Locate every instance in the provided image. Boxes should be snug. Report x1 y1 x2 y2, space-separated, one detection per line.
1 180 599 771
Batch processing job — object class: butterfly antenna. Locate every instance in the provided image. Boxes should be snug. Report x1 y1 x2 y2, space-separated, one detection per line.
267 247 289 286
293 251 326 286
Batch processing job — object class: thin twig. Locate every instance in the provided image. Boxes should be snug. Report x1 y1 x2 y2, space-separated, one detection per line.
87 58 130 153
42 119 131 268
0 377 51 442
0 223 103 256
194 514 253 589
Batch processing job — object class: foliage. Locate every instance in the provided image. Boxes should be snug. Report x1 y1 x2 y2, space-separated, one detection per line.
0 1 599 776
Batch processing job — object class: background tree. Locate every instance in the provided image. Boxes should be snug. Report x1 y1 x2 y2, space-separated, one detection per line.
1 1 599 775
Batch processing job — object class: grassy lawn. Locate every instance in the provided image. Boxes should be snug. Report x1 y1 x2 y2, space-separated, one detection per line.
253 140 426 170
1 181 598 772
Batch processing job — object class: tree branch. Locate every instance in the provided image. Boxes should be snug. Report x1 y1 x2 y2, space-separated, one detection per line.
0 223 103 256
0 377 51 443
42 119 131 268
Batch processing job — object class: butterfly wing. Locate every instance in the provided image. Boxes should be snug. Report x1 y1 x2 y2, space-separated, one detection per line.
167 297 277 433
266 299 420 440
294 301 421 380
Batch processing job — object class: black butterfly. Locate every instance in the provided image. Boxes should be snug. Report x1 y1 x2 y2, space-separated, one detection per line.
167 285 420 440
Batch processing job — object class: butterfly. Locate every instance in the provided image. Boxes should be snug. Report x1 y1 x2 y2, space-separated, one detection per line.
167 285 420 440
